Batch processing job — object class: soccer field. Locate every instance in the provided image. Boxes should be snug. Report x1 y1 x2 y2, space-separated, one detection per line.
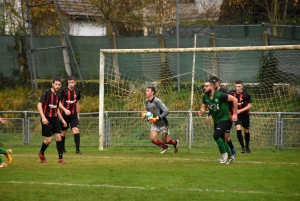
0 146 299 201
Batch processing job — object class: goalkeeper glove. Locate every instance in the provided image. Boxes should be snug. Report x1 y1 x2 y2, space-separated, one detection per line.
149 116 160 123
141 111 146 120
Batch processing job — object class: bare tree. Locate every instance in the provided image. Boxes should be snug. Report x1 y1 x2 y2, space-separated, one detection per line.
261 0 289 36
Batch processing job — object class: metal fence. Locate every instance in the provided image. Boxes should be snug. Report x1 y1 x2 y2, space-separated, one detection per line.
0 111 299 149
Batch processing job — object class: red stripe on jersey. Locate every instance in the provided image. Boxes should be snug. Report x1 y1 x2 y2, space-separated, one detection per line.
71 90 77 114
67 89 71 110
239 93 243 110
43 94 48 115
50 93 53 117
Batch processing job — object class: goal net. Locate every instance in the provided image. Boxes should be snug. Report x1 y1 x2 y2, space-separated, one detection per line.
99 44 300 150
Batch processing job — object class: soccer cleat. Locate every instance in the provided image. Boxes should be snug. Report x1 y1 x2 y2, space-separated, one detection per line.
58 159 66 164
226 155 235 165
0 162 7 168
76 150 82 154
160 146 170 154
241 147 247 153
5 149 12 164
246 147 251 153
220 152 228 164
231 147 237 158
174 140 179 153
38 152 47 163
216 157 222 162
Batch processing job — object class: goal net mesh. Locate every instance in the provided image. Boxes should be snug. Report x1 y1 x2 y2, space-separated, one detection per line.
99 46 300 149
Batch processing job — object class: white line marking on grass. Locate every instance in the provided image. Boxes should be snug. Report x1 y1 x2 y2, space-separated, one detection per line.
14 154 299 165
1 180 299 197
1 181 146 190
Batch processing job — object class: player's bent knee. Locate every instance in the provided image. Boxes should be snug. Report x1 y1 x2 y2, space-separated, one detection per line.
44 138 52 144
72 127 79 133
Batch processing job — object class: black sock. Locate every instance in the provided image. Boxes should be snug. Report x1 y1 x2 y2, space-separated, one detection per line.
56 141 63 159
40 142 48 155
74 133 80 151
245 132 250 148
61 136 66 150
227 139 234 150
237 130 245 148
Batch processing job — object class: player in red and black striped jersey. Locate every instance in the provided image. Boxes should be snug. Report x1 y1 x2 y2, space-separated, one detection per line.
59 76 82 154
37 78 67 164
210 76 237 158
229 80 252 153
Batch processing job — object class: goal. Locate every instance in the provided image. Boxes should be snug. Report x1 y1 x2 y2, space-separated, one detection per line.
99 43 300 150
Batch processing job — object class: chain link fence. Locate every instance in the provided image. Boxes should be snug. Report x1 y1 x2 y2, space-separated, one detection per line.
0 111 299 149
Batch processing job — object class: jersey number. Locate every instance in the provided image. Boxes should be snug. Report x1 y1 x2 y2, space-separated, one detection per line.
207 104 219 111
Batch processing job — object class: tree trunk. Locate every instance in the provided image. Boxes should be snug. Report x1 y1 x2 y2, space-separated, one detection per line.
106 20 112 36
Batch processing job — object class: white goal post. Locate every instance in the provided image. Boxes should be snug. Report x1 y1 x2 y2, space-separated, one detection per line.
99 44 300 150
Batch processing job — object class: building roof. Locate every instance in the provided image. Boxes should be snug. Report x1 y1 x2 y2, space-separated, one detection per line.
56 0 103 18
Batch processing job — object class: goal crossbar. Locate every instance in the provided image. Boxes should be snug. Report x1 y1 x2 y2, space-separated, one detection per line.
100 44 300 54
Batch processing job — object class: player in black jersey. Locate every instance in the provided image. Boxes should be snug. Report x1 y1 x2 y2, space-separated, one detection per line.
229 80 252 153
210 76 237 158
37 78 67 164
59 76 82 154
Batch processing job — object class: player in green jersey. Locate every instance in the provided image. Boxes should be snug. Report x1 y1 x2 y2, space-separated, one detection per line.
0 118 13 168
198 80 238 164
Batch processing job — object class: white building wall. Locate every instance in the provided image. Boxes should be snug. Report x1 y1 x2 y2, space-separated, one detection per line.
69 22 106 36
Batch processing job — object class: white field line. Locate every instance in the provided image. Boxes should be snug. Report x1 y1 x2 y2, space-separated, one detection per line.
0 180 299 197
13 154 299 165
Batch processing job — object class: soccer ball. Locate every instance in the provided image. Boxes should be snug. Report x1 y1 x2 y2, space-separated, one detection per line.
145 111 153 120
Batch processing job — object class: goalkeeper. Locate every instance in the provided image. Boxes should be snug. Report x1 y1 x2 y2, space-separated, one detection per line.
142 87 179 154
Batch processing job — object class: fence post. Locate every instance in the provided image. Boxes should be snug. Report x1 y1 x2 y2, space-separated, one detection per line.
276 112 282 149
209 33 219 77
111 32 120 84
61 32 72 76
24 111 29 145
262 31 269 57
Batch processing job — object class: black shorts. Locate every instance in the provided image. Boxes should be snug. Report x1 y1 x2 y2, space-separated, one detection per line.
41 117 61 137
234 114 250 129
61 114 79 131
213 120 232 140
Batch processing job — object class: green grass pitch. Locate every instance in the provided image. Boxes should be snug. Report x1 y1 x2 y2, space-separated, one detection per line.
1 146 300 201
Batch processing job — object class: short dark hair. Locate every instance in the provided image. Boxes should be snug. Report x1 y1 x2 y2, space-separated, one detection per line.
52 78 62 83
68 76 76 81
210 76 220 82
235 80 243 85
205 80 216 87
147 86 156 94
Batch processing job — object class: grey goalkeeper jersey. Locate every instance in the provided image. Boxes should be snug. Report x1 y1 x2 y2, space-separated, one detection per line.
145 97 169 127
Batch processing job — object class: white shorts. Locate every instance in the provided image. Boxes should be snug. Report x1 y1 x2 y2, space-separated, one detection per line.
150 124 170 135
